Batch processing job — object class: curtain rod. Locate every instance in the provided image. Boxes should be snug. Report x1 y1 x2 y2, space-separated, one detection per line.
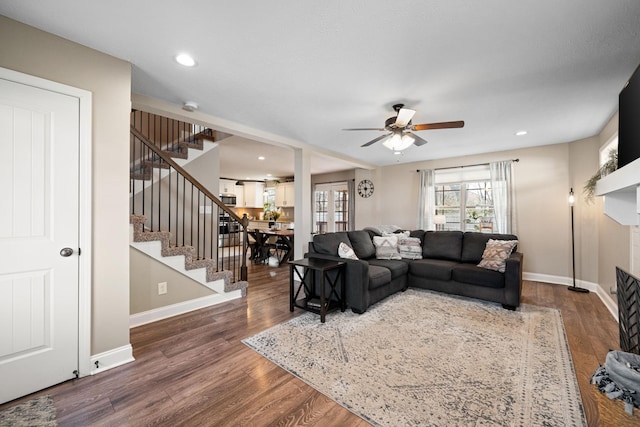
416 158 519 172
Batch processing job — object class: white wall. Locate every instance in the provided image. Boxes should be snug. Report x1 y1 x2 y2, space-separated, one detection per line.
0 16 132 355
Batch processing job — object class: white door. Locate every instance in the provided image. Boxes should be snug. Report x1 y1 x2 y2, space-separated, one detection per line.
0 78 80 404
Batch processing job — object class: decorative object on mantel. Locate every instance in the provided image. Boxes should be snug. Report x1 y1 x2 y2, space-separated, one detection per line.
568 188 589 293
243 289 586 426
584 149 618 203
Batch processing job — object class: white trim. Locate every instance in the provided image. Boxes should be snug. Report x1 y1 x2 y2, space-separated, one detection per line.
129 292 242 328
523 272 618 320
0 68 93 378
90 345 134 375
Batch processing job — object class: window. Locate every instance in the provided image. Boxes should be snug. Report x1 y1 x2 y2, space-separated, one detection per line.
599 134 618 167
314 182 349 233
434 165 494 232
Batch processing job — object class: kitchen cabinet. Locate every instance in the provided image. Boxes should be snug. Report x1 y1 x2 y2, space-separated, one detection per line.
242 181 265 208
275 182 295 207
219 179 236 195
234 184 244 207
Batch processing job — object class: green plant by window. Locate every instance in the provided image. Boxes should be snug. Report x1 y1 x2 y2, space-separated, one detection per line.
584 150 617 203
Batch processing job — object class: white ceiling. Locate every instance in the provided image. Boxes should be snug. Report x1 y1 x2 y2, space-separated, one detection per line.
3 1 640 178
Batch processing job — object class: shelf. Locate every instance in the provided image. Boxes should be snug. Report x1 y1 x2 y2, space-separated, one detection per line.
595 157 640 226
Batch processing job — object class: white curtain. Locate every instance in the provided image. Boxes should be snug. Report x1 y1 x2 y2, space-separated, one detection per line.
490 160 517 234
417 169 435 230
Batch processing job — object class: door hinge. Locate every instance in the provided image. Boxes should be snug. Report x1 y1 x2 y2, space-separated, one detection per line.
78 248 81 256
73 370 79 379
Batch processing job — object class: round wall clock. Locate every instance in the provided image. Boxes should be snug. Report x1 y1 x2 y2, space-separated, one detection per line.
358 179 374 198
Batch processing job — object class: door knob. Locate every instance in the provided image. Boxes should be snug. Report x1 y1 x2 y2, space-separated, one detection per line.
60 247 74 257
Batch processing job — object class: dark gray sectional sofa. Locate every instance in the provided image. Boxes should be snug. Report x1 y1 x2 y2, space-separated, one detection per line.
305 229 523 314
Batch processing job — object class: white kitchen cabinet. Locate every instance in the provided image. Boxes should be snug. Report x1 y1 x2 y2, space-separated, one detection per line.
243 181 265 208
234 184 244 207
275 182 295 207
219 179 236 195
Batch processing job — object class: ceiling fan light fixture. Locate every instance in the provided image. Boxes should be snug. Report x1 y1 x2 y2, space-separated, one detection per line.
383 132 414 151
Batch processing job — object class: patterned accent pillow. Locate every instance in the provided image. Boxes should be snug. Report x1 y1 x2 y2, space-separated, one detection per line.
477 239 519 273
338 242 358 260
398 236 423 260
373 235 402 260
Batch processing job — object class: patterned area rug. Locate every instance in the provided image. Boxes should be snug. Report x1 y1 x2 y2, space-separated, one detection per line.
0 395 56 426
243 289 586 426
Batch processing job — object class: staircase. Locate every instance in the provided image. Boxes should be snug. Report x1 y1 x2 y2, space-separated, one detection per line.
129 111 248 301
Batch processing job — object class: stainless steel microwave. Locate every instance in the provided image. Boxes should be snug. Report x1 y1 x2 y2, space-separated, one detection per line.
219 193 236 207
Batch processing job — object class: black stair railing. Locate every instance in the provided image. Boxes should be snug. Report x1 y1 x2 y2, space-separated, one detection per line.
130 126 248 282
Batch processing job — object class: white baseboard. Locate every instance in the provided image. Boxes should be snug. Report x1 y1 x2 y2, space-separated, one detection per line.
90 344 135 375
129 292 242 328
523 271 618 321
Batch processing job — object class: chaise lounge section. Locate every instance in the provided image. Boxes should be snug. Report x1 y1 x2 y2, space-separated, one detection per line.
305 229 522 314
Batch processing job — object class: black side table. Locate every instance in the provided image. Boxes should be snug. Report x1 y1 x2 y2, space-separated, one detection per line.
288 258 346 323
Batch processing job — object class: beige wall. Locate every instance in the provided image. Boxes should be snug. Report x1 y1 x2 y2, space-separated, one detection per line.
130 249 214 314
0 16 132 355
360 133 631 297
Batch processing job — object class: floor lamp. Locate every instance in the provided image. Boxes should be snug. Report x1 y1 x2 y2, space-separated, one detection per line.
433 214 446 231
568 188 589 293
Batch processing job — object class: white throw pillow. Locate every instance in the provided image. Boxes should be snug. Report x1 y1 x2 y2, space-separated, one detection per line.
373 235 402 260
338 242 358 260
398 236 423 260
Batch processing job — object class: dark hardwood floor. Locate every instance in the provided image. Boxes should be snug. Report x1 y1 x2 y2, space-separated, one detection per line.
0 264 634 426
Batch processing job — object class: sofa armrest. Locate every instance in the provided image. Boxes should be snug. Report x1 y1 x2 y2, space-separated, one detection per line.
503 251 523 307
304 252 371 313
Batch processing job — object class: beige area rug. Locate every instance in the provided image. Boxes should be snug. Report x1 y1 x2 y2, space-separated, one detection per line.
0 395 56 426
243 289 586 426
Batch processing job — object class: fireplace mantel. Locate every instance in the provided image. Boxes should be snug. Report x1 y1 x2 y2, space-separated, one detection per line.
595 157 640 226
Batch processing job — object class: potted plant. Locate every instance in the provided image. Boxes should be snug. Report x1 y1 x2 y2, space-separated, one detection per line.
584 149 618 203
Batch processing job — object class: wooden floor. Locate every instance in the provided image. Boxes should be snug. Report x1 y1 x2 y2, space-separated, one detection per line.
0 264 634 426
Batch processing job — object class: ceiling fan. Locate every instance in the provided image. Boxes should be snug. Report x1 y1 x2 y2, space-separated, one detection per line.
343 104 464 151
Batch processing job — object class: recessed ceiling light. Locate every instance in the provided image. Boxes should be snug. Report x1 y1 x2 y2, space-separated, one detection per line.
266 173 272 177
258 156 265 160
394 151 402 155
515 130 527 136
175 53 196 67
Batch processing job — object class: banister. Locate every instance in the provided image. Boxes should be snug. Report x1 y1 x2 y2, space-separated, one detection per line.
131 126 247 227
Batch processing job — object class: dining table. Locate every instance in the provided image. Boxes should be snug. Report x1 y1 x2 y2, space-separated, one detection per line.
248 228 295 267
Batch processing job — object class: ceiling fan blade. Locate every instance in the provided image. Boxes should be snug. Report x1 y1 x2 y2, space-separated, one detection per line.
412 120 465 131
343 127 387 131
404 132 428 146
394 108 416 128
361 133 392 147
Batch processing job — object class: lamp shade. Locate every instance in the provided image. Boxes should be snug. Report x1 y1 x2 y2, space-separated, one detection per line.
568 188 575 206
433 214 446 225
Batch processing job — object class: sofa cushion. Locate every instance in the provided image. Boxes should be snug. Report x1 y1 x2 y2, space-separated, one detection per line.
373 235 402 260
452 264 505 289
461 232 518 263
367 259 409 280
422 231 463 261
398 236 423 259
312 232 351 256
409 259 458 281
338 242 358 260
477 239 519 272
368 264 392 290
347 230 376 259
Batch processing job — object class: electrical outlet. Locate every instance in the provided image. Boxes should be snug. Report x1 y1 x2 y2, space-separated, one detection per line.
158 282 167 295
